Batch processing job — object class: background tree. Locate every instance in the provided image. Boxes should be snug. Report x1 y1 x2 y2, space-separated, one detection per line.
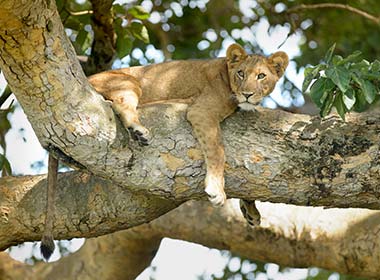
1 0 380 279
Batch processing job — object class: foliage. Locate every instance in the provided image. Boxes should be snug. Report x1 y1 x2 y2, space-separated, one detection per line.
209 252 268 280
113 4 150 58
0 83 13 176
303 44 380 119
56 0 267 63
56 0 151 57
197 252 367 280
306 268 368 280
58 0 380 106
260 0 380 68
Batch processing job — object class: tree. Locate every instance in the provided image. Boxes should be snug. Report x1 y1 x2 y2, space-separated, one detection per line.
1 0 380 278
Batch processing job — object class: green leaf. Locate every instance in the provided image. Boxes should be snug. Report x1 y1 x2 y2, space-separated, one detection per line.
116 28 133 58
56 0 64 11
75 29 92 54
128 6 150 20
324 43 336 64
332 55 343 65
342 89 356 110
363 72 380 80
325 65 351 93
371 60 380 72
113 4 126 15
0 154 12 175
114 18 134 58
302 67 316 93
360 80 376 104
353 90 370 112
333 92 347 120
302 64 325 93
64 17 81 31
0 110 11 132
336 50 362 65
349 59 370 71
309 78 335 107
129 22 150 43
320 92 335 118
351 74 377 104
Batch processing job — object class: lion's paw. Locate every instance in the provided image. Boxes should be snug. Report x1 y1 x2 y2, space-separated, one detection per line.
128 125 151 146
205 174 226 207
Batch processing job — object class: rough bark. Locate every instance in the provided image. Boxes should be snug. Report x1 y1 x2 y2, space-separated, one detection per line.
0 0 130 184
2 200 380 278
1 0 380 208
1 0 380 278
0 173 178 251
0 225 161 280
2 112 380 250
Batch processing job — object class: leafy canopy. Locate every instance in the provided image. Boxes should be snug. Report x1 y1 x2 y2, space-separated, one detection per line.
303 44 380 120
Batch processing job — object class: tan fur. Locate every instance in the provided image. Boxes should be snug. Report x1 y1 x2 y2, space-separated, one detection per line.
89 44 289 206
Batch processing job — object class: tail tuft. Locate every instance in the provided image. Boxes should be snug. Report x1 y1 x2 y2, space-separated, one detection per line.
41 235 55 261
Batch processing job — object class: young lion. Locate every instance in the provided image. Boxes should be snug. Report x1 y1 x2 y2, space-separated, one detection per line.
89 43 288 204
41 44 288 259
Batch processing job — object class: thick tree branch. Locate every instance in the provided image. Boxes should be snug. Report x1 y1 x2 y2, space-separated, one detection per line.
0 225 161 280
153 201 380 278
1 0 379 209
0 173 178 251
1 1 380 277
286 3 380 25
0 0 134 186
2 200 380 278
1 106 380 250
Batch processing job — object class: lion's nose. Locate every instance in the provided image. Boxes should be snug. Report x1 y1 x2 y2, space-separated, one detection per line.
242 92 253 99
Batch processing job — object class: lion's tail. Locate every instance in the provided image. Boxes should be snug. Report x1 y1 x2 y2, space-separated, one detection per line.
40 154 58 261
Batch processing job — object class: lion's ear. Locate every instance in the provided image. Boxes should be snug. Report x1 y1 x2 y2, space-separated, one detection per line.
268 51 289 78
227 44 247 66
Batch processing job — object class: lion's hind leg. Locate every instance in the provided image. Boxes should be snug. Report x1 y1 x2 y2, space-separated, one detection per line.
111 90 150 145
240 200 261 226
89 72 150 145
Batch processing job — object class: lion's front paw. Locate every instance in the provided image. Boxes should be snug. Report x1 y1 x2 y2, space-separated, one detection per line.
205 174 226 207
128 125 151 146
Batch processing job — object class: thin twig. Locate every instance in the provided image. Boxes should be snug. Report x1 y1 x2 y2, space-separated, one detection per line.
287 3 380 25
66 9 93 16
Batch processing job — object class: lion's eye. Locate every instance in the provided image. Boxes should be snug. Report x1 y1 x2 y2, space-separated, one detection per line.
237 70 244 79
257 73 266 80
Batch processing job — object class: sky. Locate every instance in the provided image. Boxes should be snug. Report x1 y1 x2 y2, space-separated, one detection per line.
0 0 317 279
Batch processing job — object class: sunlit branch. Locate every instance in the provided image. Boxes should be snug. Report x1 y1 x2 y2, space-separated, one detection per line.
286 3 380 25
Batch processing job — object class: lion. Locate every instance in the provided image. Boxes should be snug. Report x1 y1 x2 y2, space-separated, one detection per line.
41 44 288 259
88 44 288 205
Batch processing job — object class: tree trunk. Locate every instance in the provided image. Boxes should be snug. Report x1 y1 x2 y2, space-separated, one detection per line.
1 0 380 278
1 0 379 207
2 199 380 278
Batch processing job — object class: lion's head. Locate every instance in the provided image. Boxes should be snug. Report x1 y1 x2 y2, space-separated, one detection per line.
226 44 289 111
